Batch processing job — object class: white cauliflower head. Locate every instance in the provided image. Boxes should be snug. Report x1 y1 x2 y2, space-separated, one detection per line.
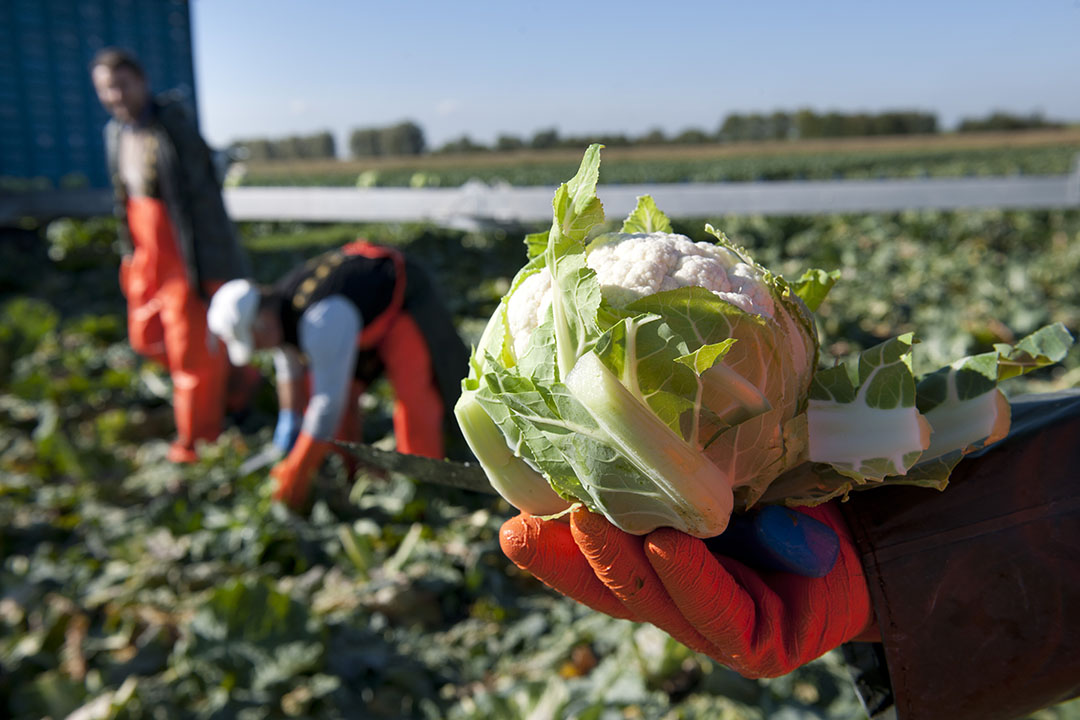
506 231 775 359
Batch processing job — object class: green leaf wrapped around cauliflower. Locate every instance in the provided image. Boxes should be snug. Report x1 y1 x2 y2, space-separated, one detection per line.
455 144 1074 538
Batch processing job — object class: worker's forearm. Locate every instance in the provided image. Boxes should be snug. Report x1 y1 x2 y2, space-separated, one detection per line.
300 390 348 442
841 392 1080 720
276 376 305 412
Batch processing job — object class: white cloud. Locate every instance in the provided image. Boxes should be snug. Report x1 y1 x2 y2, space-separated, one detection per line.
288 99 309 116
435 99 461 117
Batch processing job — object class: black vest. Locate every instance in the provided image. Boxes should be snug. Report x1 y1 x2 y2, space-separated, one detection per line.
274 248 398 348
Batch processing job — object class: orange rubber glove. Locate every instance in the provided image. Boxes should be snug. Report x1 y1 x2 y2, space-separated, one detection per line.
500 503 876 678
270 432 331 510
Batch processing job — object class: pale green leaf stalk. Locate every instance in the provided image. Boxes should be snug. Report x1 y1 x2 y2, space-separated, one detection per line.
566 352 735 536
807 334 931 480
895 323 1075 488
917 353 1009 463
764 324 1074 504
455 388 570 516
545 147 605 379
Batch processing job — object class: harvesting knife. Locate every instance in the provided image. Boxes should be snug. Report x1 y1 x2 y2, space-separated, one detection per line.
340 440 496 494
238 444 285 475
337 441 839 578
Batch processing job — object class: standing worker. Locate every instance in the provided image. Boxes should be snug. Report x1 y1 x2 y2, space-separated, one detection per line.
90 48 255 463
207 240 469 509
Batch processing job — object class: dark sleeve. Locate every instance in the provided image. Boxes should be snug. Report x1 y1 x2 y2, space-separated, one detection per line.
157 96 250 290
840 390 1080 720
161 97 220 197
155 99 205 289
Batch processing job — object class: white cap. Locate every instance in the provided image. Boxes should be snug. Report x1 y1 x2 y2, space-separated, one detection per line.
207 279 260 366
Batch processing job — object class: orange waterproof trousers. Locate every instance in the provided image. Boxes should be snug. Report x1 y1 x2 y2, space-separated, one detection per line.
343 240 444 459
121 198 228 459
375 312 444 459
281 313 441 501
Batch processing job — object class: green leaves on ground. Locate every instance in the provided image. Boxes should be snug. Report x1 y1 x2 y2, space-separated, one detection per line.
3 209 1080 719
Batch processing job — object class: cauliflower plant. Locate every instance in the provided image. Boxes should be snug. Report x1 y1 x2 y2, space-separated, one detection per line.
455 145 1073 538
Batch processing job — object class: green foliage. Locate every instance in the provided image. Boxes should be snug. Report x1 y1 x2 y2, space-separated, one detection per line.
0 298 59 387
700 209 1080 380
429 109 1059 151
2 209 1079 719
44 217 122 270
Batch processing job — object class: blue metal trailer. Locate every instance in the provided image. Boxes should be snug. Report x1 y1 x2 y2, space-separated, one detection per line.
0 0 197 191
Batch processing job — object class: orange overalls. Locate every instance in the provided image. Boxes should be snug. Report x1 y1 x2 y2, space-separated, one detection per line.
121 197 228 463
345 240 444 459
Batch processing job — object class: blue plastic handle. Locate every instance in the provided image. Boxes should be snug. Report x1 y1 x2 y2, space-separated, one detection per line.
703 506 840 578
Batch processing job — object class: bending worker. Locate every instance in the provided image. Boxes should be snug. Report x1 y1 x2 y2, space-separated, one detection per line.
500 391 1080 720
91 48 254 463
208 240 469 509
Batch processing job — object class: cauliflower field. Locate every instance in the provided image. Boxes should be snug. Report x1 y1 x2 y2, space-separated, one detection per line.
1 207 1078 719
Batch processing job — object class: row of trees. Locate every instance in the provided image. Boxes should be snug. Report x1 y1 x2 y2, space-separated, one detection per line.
233 131 336 161
232 122 425 162
956 111 1065 133
232 110 1069 161
348 121 425 157
718 110 938 142
431 109 937 155
435 109 1066 155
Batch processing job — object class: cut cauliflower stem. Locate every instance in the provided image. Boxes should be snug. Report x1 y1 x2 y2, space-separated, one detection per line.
508 232 775 359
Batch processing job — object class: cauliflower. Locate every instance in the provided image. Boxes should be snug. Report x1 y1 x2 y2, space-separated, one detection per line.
588 232 775 316
455 144 1073 538
506 232 776 360
456 145 823 537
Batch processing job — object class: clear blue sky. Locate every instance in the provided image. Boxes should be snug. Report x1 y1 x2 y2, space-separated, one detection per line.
190 0 1080 151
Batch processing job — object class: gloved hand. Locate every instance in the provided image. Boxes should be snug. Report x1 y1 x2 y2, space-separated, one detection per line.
500 503 876 678
270 432 331 510
272 409 302 453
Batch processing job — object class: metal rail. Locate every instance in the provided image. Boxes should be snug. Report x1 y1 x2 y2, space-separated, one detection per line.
4 156 1079 227
223 167 1080 228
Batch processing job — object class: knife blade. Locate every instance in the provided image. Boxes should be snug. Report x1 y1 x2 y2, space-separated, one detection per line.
338 440 495 495
239 444 285 476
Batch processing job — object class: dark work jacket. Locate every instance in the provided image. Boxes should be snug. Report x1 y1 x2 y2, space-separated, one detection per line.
274 248 397 350
840 390 1080 720
272 245 470 450
105 92 250 294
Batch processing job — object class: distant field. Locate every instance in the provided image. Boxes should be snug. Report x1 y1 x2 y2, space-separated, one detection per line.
237 128 1080 188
